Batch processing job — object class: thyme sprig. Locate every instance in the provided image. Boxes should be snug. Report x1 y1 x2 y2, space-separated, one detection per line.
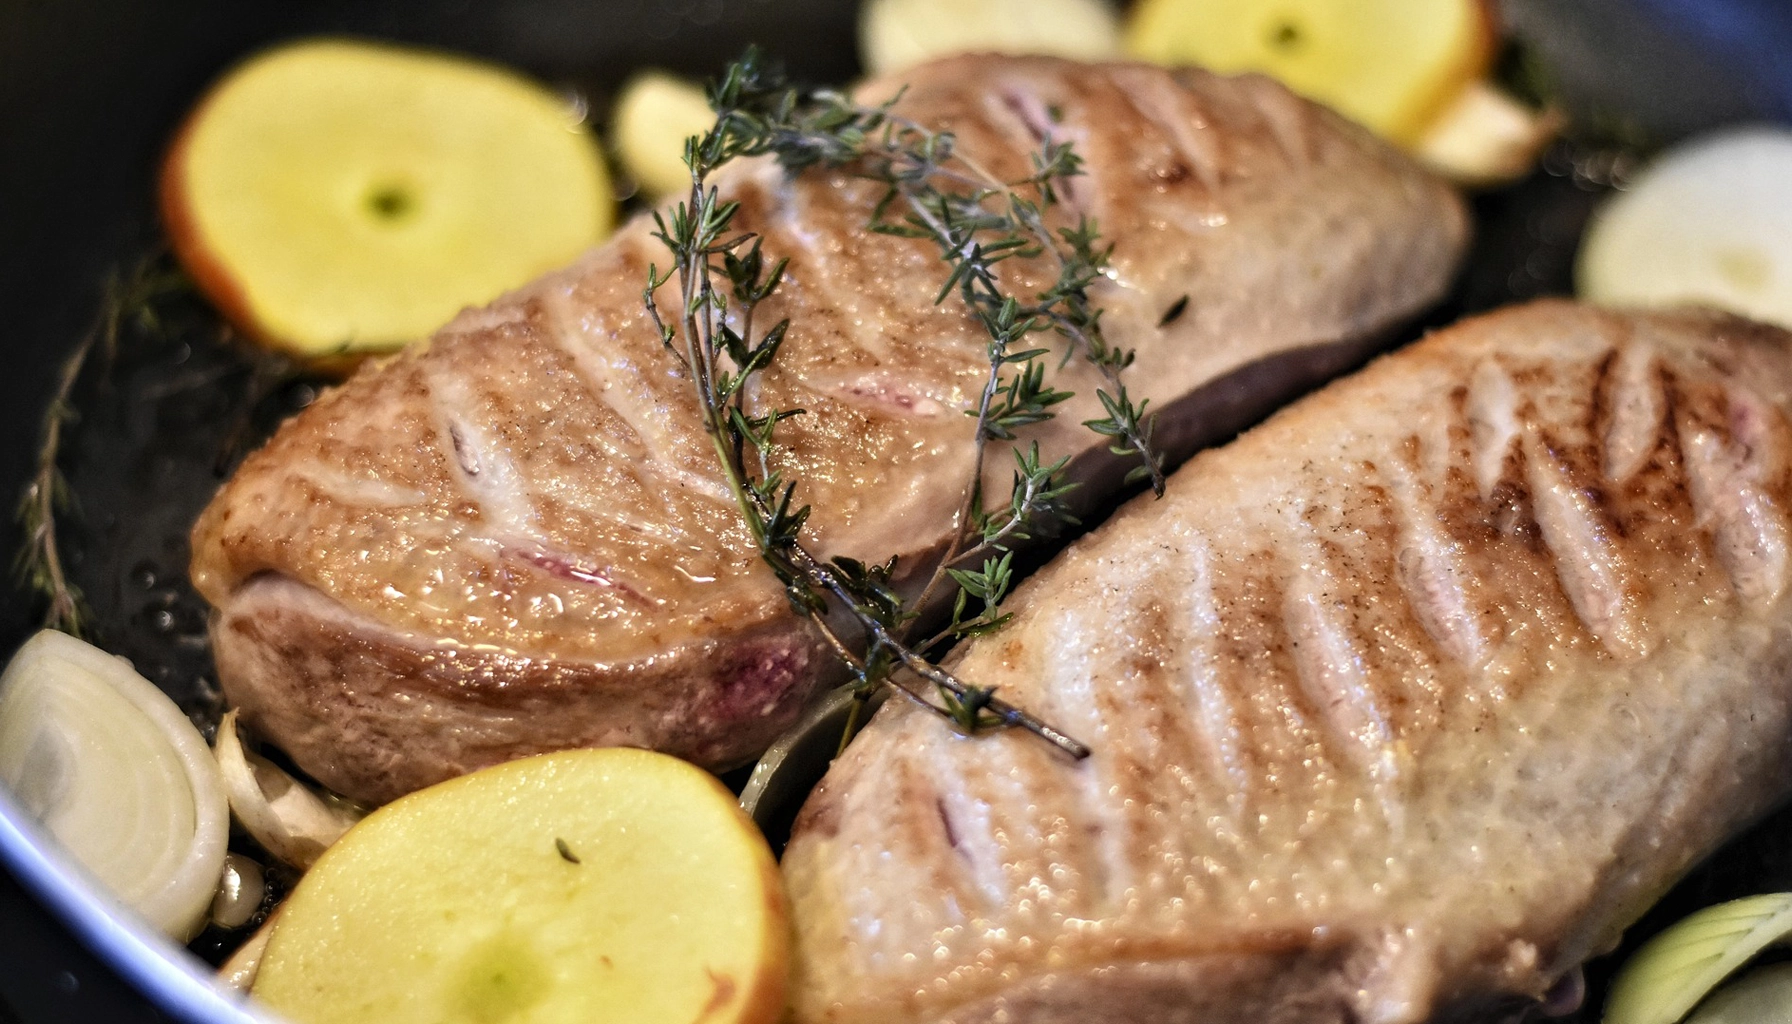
646 50 1170 759
703 54 1163 635
15 258 184 637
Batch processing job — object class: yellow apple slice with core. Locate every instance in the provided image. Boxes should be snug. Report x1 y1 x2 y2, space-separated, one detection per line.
1125 0 1494 146
251 748 787 1024
612 71 716 201
162 38 613 362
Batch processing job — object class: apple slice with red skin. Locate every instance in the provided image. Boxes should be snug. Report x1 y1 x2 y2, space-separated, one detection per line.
161 38 614 366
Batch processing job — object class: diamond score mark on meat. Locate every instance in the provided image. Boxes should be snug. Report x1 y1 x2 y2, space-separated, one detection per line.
189 55 1468 806
782 301 1792 1024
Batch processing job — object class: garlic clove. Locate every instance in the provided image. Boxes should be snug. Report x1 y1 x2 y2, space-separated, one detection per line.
1414 80 1564 188
209 852 266 931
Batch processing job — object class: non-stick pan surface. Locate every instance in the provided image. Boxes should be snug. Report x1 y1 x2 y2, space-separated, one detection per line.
2 1 1790 1022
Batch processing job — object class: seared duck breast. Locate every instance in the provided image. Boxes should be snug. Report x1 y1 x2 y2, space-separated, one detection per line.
784 302 1792 1024
190 55 1467 805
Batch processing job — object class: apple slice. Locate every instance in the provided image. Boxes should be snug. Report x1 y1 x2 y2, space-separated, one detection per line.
612 71 716 201
251 748 787 1024
859 0 1122 77
1125 0 1495 146
162 38 614 363
1577 127 1792 331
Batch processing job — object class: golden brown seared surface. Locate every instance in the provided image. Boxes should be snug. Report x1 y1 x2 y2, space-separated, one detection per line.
784 302 1792 1024
190 55 1468 805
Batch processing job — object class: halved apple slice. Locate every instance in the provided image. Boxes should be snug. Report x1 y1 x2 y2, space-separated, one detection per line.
251 748 787 1024
162 38 613 362
1126 0 1495 146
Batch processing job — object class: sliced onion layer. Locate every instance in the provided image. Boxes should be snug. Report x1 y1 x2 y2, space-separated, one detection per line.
218 909 280 993
1578 127 1792 331
1686 962 1792 1024
214 710 362 870
1605 893 1792 1024
0 629 228 940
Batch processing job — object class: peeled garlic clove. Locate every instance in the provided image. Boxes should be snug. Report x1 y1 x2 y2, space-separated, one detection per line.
1686 962 1792 1024
1605 893 1792 1024
741 685 887 829
209 852 266 931
1413 80 1564 188
0 630 228 940
214 710 362 870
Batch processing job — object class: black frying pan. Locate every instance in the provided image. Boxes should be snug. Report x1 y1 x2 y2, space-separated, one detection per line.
1 1 1789 1022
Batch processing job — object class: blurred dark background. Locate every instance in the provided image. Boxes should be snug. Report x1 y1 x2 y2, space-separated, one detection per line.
2 0 1790 1021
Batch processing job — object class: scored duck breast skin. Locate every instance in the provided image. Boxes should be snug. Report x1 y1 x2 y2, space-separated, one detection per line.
782 301 1792 1024
189 54 1468 805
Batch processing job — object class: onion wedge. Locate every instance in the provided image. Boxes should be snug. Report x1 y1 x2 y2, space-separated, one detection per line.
1605 894 1792 1024
0 629 228 940
218 908 281 993
214 709 362 870
1684 962 1792 1024
1578 128 1792 331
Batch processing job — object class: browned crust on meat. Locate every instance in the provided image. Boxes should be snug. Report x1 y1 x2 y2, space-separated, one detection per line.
783 302 1792 1023
214 574 831 803
920 948 1360 1024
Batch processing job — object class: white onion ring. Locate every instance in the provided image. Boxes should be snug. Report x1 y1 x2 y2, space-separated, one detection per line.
214 710 361 870
0 630 228 940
